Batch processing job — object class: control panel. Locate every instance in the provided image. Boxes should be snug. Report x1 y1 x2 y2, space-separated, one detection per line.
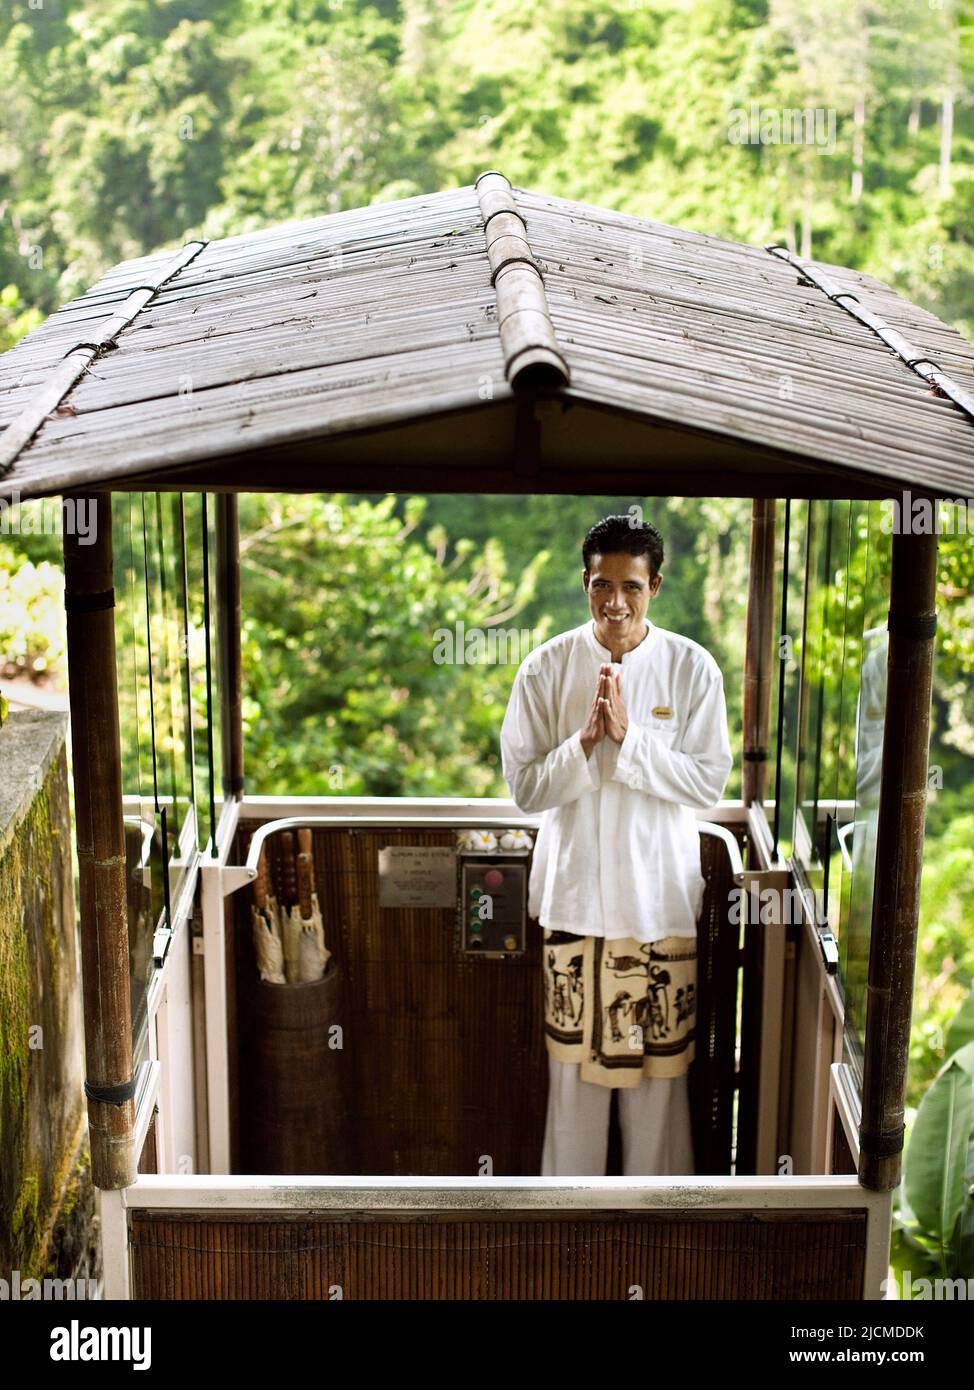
458 858 528 956
455 830 533 958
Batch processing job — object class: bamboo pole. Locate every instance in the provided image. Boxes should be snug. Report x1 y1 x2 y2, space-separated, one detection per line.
475 171 569 390
742 498 777 806
859 526 938 1192
63 489 136 1189
216 493 243 799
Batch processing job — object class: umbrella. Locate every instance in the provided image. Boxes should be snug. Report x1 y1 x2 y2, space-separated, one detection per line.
251 830 330 984
277 831 304 982
252 847 285 983
293 835 329 982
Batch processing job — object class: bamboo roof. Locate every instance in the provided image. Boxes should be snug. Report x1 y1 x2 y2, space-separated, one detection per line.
2 172 974 502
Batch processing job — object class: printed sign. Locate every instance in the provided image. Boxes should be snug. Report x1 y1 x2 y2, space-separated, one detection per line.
378 846 457 908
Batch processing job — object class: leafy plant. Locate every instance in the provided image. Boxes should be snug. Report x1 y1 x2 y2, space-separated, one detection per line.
890 989 974 1294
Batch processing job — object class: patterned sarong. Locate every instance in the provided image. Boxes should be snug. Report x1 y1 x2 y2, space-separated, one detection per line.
542 930 696 1087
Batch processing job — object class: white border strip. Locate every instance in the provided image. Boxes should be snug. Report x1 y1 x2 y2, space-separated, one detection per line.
123 1171 882 1213
236 794 748 825
829 1060 863 1168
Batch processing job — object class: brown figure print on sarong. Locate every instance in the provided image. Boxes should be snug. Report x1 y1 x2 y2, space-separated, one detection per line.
597 939 694 1067
552 950 584 1027
606 989 634 1042
543 936 585 1038
543 930 696 1084
674 982 695 1026
602 942 695 1050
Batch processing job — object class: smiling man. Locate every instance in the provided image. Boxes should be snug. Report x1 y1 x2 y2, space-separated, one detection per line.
500 514 733 1177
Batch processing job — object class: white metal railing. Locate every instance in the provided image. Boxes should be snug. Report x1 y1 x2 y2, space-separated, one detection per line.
220 796 748 896
123 1171 882 1212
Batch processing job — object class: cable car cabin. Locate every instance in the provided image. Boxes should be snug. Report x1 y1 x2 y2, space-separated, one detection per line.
1 172 969 1301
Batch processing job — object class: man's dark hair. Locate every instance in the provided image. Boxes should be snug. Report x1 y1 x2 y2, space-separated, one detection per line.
582 515 664 579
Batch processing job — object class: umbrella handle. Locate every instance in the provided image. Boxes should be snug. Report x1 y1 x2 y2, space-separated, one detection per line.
297 850 314 919
254 847 269 910
279 831 298 909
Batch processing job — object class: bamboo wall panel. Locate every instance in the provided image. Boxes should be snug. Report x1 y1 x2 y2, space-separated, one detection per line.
232 824 547 1177
230 820 746 1179
129 1208 868 1300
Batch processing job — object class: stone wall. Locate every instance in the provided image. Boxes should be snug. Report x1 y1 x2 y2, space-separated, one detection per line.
0 708 98 1289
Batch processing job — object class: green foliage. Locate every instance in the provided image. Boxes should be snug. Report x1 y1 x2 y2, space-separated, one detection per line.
236 494 551 795
0 542 66 685
1 0 972 331
891 1021 974 1292
0 284 42 352
909 814 974 1104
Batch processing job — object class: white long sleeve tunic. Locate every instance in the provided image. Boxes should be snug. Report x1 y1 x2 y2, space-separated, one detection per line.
500 617 734 942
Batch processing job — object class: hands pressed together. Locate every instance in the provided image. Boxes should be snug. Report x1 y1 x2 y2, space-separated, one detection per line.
580 663 628 758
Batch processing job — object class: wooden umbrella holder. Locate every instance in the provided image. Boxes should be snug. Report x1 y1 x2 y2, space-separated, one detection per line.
243 958 353 1175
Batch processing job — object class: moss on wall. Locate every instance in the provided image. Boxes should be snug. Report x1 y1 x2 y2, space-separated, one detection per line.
0 713 90 1281
0 784 46 1268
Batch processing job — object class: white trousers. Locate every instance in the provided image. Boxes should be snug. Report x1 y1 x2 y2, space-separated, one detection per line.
541 1055 696 1177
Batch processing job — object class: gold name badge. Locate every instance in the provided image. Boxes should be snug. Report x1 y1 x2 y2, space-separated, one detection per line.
651 705 674 719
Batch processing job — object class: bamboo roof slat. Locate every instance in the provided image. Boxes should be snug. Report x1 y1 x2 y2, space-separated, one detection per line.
1 176 974 499
0 240 207 460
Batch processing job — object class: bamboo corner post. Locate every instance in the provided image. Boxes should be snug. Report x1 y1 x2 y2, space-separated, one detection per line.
62 489 137 1189
859 527 938 1192
216 492 244 800
742 498 777 806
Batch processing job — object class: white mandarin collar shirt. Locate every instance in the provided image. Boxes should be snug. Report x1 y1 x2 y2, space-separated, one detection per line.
500 617 733 942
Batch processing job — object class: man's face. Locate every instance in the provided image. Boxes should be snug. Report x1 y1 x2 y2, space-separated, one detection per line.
583 551 661 646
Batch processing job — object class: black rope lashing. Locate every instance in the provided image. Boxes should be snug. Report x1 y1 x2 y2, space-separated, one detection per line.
84 1076 137 1106
859 1123 906 1158
64 588 115 612
480 205 527 236
61 341 104 358
887 611 938 640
